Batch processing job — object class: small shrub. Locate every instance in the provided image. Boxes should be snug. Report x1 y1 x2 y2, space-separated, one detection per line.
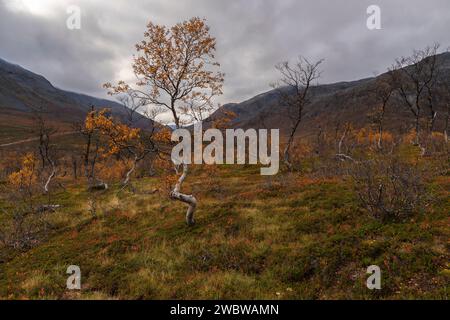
349 156 430 222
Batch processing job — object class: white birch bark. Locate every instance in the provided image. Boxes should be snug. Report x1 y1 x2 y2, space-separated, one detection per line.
170 163 197 226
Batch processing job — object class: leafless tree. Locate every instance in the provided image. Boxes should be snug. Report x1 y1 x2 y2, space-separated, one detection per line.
368 76 394 150
272 56 324 169
29 106 58 194
335 122 356 162
389 44 441 151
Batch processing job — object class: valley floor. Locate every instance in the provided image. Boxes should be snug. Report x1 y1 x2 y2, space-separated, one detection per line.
0 165 449 299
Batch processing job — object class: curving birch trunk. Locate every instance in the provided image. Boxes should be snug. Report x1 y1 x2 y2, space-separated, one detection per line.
170 163 197 226
123 155 138 187
103 18 225 225
43 159 57 194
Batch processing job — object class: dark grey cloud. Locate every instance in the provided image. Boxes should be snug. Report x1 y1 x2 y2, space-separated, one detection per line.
1 0 449 107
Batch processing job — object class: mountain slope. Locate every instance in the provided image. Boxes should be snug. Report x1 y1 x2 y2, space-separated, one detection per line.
0 58 129 121
211 52 450 136
2 52 449 143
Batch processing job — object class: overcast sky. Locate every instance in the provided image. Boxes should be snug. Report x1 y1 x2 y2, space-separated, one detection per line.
1 0 449 107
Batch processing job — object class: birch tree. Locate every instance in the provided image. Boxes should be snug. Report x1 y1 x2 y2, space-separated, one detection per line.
104 17 224 225
29 106 58 194
272 56 323 170
389 44 440 149
85 109 156 189
369 76 394 150
77 106 108 190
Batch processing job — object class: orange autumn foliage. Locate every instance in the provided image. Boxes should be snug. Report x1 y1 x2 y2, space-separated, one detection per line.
85 109 141 156
8 153 38 190
96 160 129 181
153 127 172 144
104 17 224 128
356 128 394 147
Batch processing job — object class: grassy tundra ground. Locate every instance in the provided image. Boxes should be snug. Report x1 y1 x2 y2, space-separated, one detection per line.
0 161 448 300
